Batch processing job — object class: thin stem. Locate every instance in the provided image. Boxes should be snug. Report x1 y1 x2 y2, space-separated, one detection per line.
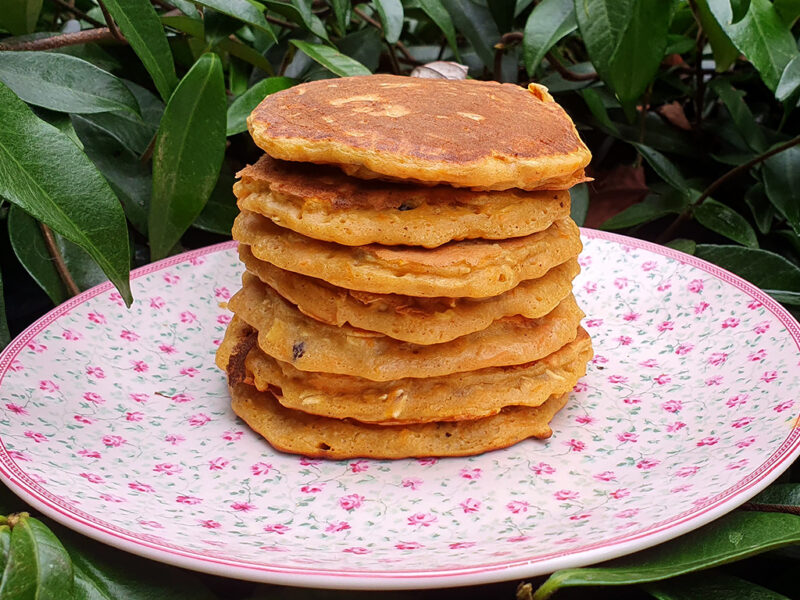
385 41 401 74
97 0 125 42
656 134 800 242
353 6 405 73
39 224 80 297
546 51 598 81
266 15 299 29
353 6 381 29
0 28 122 51
50 0 105 27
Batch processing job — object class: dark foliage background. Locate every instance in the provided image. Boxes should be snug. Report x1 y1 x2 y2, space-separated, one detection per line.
0 1 799 598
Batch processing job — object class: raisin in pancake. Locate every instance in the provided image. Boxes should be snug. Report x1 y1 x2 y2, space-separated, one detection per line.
247 75 591 191
217 315 592 425
228 272 583 381
229 383 570 459
233 210 582 298
234 155 570 247
240 244 580 344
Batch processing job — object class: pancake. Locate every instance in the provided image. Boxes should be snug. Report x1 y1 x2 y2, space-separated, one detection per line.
217 315 592 425
233 210 582 298
234 155 570 247
247 74 591 191
240 244 580 344
228 272 584 381
229 383 570 459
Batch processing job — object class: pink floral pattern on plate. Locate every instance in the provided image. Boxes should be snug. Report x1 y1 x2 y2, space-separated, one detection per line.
0 232 799 590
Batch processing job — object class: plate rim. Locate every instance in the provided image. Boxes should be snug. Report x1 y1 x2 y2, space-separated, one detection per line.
0 231 798 590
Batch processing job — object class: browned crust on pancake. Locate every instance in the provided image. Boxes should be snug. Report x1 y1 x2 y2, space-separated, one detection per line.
248 75 591 190
229 383 570 459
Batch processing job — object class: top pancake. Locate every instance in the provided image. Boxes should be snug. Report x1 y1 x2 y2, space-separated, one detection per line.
248 75 591 191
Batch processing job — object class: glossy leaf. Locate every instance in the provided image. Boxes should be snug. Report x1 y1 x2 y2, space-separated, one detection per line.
576 0 674 109
776 55 800 102
707 0 797 91
0 51 139 115
441 0 499 67
149 54 227 260
73 118 151 235
762 145 800 236
523 0 577 75
0 82 131 303
600 190 689 230
374 0 404 44
290 40 371 76
532 512 800 599
0 525 9 574
631 143 689 191
33 107 83 149
227 77 294 136
101 0 177 101
516 0 536 17
731 0 752 23
264 1 330 43
194 0 277 40
331 0 351 32
665 238 697 254
711 79 768 152
0 0 43 34
645 571 791 600
0 268 8 352
569 183 589 226
774 0 800 26
338 27 384 72
193 165 238 235
0 515 74 600
8 205 67 305
417 0 460 59
695 198 759 247
695 244 800 295
694 0 740 71
745 182 775 234
750 483 800 507
581 88 618 133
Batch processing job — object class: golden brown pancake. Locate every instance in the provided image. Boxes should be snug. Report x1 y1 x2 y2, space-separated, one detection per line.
248 75 590 191
232 210 582 298
228 272 584 381
229 382 570 459
240 244 580 344
234 155 571 247
217 315 592 425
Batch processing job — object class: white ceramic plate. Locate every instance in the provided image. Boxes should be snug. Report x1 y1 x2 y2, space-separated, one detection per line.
0 231 798 590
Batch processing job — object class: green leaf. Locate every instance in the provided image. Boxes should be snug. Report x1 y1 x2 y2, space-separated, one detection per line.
523 0 577 76
645 571 791 600
664 34 696 56
417 0 460 60
665 238 696 254
0 525 10 574
0 0 43 34
569 183 589 226
774 0 800 26
532 512 800 600
263 1 330 43
204 10 243 46
338 27 384 72
631 143 689 191
194 0 277 41
694 0 739 71
695 244 800 293
193 164 237 234
331 0 351 33
750 483 800 507
762 144 800 236
766 290 800 304
441 0 499 67
0 267 8 352
695 198 759 247
776 55 800 102
0 51 139 115
710 79 768 152
516 0 536 17
744 182 774 234
227 77 294 136
374 0 404 44
100 0 177 101
0 82 132 304
706 0 797 92
8 205 67 305
581 87 619 134
32 107 83 149
73 117 151 235
149 53 227 260
0 516 73 600
730 0 752 23
290 40 372 76
600 190 689 230
576 0 675 109
488 0 515 33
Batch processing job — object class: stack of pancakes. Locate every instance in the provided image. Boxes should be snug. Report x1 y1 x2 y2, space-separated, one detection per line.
216 75 593 459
